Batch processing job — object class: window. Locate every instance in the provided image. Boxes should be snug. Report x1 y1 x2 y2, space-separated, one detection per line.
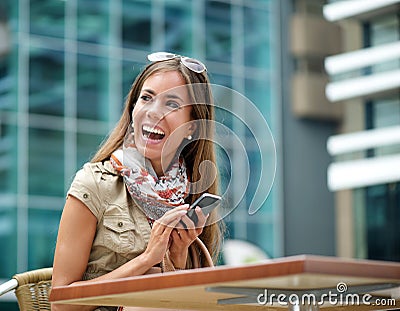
30 0 65 38
77 55 109 121
28 128 64 196
361 12 400 262
29 49 64 116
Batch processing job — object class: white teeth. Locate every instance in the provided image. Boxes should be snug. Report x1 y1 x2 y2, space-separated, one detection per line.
142 125 165 136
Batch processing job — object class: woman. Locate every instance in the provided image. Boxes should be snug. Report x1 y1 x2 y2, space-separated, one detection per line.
51 52 224 311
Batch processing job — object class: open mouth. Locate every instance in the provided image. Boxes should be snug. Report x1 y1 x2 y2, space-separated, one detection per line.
142 125 165 141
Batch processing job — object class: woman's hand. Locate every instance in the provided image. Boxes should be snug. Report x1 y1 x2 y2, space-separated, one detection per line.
168 206 208 269
142 205 189 266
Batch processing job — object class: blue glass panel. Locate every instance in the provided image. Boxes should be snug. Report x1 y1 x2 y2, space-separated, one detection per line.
0 123 16 194
77 54 109 121
28 128 64 196
164 3 192 53
122 60 143 101
210 73 232 89
76 132 105 167
122 1 152 49
0 206 17 278
245 77 272 121
30 0 65 38
28 208 61 269
0 53 15 112
370 15 400 74
243 6 271 68
29 48 64 116
245 0 270 7
365 183 400 261
77 0 109 44
205 1 232 63
0 302 18 311
215 143 231 196
246 219 274 257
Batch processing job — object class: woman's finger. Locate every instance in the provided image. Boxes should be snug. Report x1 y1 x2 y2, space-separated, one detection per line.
171 228 182 241
181 207 207 229
194 207 208 228
154 205 189 232
179 214 195 230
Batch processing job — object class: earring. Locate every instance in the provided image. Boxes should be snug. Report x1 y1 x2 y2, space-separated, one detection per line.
187 134 192 140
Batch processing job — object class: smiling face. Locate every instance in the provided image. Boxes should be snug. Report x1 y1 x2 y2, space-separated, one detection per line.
132 70 195 176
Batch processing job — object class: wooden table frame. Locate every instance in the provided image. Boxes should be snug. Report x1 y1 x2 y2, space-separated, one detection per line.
49 255 400 310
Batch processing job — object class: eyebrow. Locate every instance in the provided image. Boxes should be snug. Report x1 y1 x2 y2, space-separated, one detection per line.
142 88 156 95
141 88 184 102
166 93 184 102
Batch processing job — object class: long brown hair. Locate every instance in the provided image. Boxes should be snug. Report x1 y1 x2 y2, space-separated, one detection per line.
91 57 224 265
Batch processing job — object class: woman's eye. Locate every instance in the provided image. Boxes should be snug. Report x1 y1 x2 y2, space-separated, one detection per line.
166 101 180 109
140 95 152 102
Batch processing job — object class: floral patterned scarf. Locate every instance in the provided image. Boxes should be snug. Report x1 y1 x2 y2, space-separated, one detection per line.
110 148 189 221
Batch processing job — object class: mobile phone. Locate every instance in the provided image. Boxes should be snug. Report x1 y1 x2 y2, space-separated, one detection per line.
186 193 221 224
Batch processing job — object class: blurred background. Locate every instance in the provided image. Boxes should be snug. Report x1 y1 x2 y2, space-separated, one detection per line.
0 0 399 309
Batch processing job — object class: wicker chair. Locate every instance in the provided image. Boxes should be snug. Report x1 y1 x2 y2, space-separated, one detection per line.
0 267 52 311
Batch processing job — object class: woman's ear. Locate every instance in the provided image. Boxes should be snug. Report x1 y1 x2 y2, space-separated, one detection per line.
187 121 197 138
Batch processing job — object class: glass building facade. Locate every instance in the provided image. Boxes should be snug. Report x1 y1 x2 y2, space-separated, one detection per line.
324 1 400 261
0 0 282 308
359 12 400 261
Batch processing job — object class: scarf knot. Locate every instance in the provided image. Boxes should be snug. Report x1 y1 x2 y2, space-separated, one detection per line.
110 148 189 221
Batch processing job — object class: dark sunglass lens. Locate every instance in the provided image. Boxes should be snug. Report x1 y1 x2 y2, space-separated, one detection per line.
183 58 205 73
163 53 176 59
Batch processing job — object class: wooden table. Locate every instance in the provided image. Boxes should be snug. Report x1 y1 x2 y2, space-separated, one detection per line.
49 255 400 310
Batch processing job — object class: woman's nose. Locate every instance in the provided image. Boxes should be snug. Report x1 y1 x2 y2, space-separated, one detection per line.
145 100 165 120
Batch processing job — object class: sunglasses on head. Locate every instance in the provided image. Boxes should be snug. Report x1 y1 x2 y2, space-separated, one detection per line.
147 52 207 74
